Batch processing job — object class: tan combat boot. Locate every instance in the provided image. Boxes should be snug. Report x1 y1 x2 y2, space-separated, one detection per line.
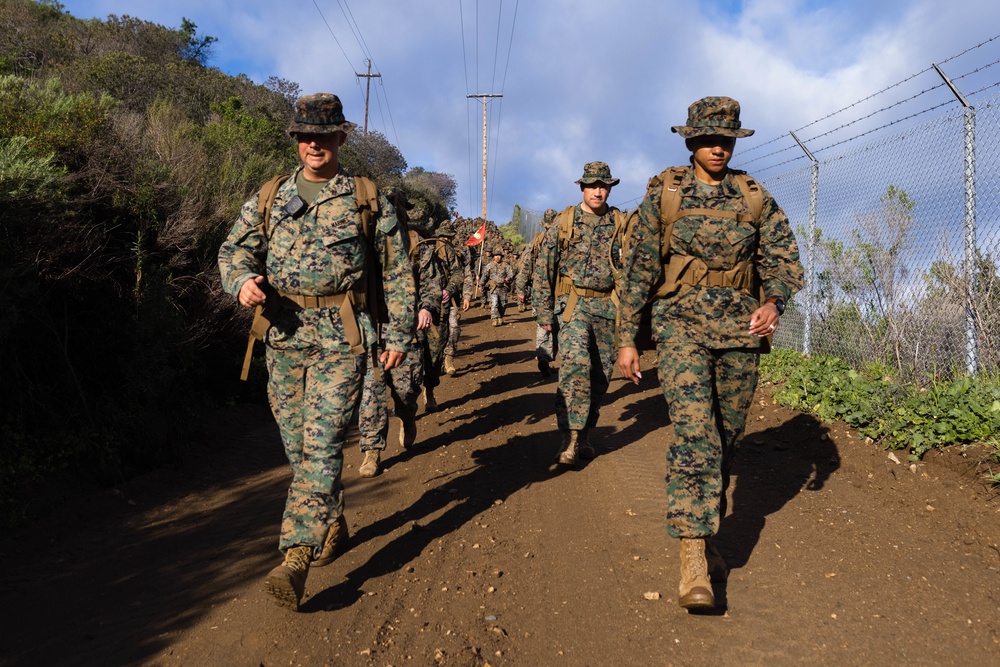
557 430 580 465
358 449 380 478
313 515 349 567
577 428 595 459
444 354 457 376
678 538 715 610
423 387 439 413
397 414 417 449
264 545 311 611
498 316 504 325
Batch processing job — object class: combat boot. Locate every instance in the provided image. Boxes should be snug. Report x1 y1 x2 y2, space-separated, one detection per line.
557 430 580 465
444 354 456 376
358 449 380 478
577 428 596 459
423 387 439 413
537 358 551 377
313 515 349 567
397 414 417 449
705 537 729 583
498 316 504 325
678 538 715 610
264 545 311 611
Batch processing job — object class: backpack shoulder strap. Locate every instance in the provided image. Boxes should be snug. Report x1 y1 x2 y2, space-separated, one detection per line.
256 174 290 236
353 176 379 242
556 206 576 249
655 166 687 259
732 172 764 226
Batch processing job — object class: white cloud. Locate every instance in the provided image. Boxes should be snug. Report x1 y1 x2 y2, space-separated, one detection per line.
59 0 1000 221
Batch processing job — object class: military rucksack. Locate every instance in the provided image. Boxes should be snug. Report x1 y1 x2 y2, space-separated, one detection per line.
408 232 457 291
552 205 626 323
611 166 766 351
240 174 384 380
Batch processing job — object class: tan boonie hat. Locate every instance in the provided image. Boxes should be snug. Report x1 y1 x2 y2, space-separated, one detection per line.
671 96 754 138
575 161 619 187
287 93 357 136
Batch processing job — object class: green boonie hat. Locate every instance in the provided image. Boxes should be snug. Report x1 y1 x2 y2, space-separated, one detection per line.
287 93 357 136
672 96 754 139
575 161 619 187
437 221 456 237
542 208 557 228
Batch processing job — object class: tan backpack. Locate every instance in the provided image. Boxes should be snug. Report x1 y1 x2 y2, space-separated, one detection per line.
240 174 383 380
611 166 767 351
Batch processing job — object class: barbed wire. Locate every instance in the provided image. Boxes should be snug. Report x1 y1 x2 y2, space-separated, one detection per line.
812 98 958 156
743 32 1000 159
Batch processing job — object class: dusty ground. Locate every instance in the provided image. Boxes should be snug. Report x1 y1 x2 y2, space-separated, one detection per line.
2 304 999 667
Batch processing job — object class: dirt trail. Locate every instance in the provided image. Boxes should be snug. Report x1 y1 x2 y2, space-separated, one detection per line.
1 305 998 667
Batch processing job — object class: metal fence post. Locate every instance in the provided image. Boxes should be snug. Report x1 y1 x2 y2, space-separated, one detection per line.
933 63 978 376
790 130 818 355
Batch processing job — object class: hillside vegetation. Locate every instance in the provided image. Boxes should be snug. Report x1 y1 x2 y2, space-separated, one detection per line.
0 0 467 519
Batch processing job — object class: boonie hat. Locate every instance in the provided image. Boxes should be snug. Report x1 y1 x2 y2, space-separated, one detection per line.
671 96 754 139
575 161 619 187
437 221 456 238
287 93 357 136
541 208 557 228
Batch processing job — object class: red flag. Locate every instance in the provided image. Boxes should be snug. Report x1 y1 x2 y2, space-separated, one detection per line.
466 221 487 246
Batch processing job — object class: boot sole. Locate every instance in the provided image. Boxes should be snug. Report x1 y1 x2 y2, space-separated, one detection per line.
264 573 302 611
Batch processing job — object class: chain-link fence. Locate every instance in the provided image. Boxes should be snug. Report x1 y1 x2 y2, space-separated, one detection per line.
753 85 1000 381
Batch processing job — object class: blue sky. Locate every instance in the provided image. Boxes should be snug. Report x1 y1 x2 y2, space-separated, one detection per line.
59 0 1000 223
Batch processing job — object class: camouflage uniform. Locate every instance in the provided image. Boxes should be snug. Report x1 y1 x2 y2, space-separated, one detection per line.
438 223 474 368
516 209 558 369
355 208 439 461
618 97 804 542
535 163 622 446
416 224 463 405
480 254 514 324
218 95 415 574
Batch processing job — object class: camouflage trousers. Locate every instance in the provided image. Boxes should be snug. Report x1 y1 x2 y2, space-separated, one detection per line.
555 310 615 431
266 344 363 556
487 287 509 320
420 318 449 390
657 342 759 538
535 310 557 364
443 303 462 357
357 347 423 452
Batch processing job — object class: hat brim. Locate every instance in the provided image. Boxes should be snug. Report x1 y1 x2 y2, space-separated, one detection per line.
671 125 754 139
288 120 357 136
575 177 620 187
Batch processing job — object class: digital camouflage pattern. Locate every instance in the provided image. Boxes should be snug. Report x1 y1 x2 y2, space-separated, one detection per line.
670 96 754 139
480 256 514 320
535 204 621 431
575 160 620 186
617 163 803 539
355 227 443 453
419 235 462 391
516 209 558 363
617 167 803 349
444 243 474 358
286 92 357 136
218 166 416 555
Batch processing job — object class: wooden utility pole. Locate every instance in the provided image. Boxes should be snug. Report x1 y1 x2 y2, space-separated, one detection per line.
467 94 502 221
356 59 381 135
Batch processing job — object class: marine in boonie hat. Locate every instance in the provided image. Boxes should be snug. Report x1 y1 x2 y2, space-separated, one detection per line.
541 208 557 229
575 161 620 187
437 220 456 238
671 96 754 139
287 93 358 136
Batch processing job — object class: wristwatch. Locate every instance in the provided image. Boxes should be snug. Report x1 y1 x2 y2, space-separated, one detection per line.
766 296 785 315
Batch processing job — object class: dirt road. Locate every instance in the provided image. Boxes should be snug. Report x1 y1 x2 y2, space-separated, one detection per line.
2 305 998 666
